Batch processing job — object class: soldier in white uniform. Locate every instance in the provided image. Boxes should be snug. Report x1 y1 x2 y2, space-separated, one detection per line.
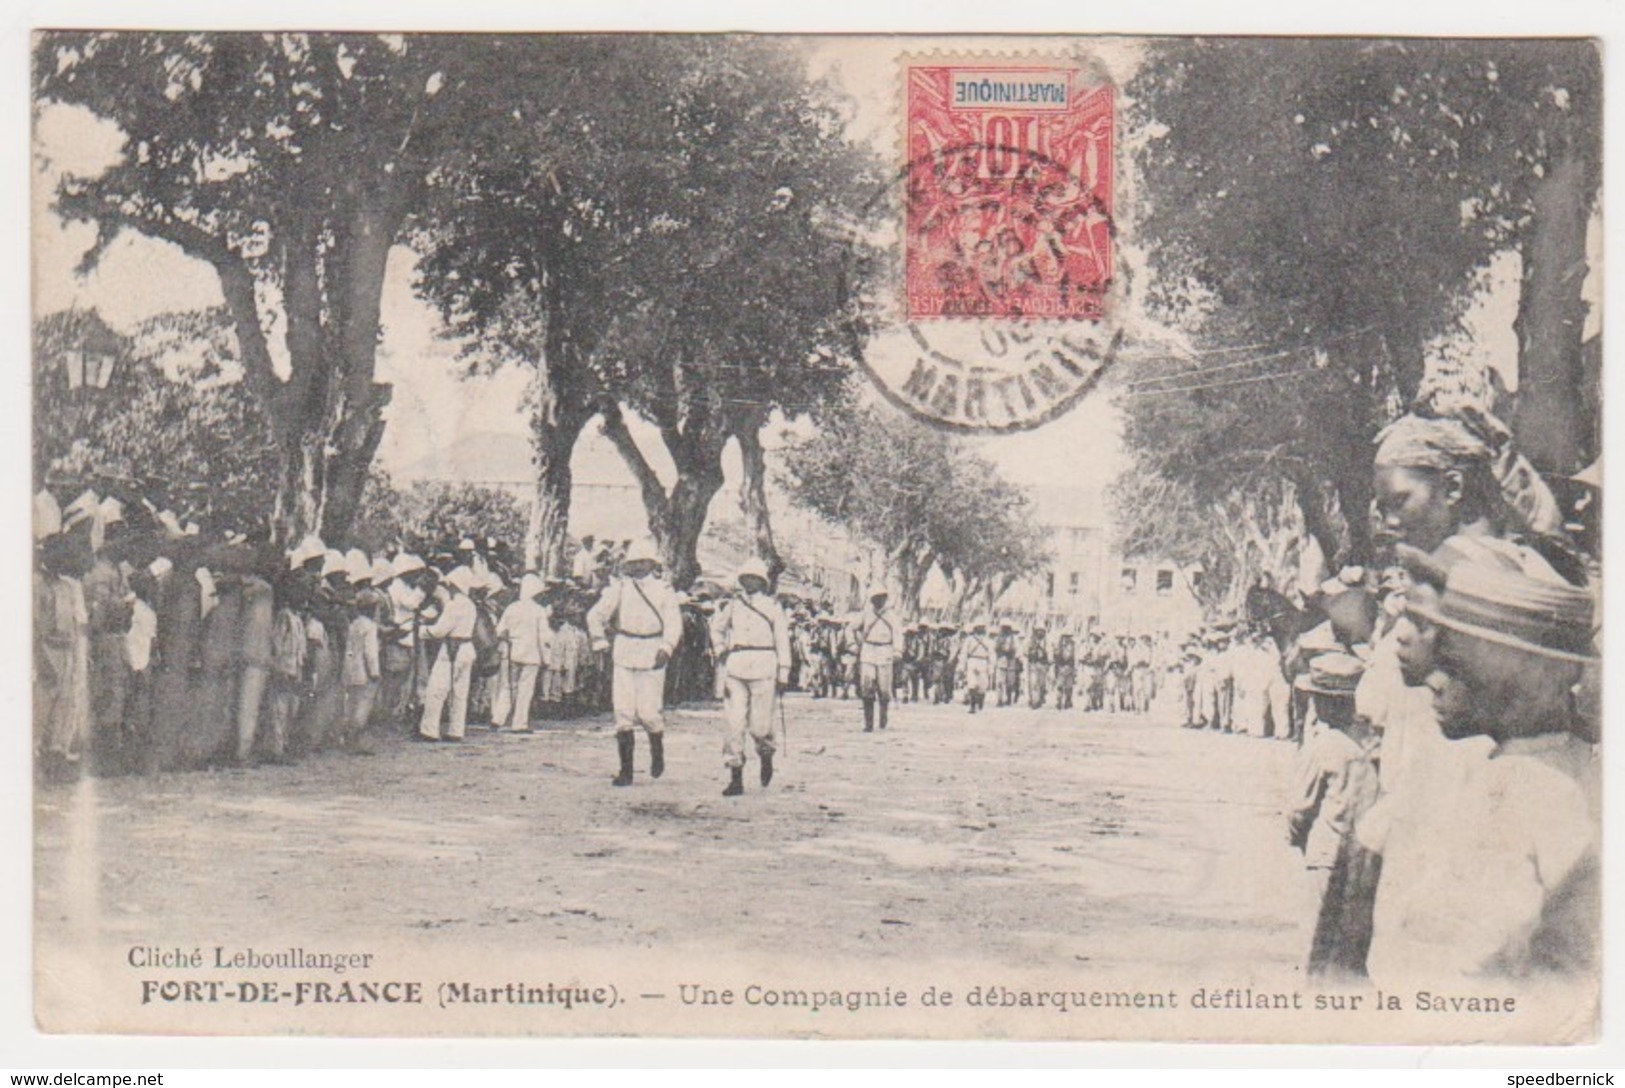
856 585 903 732
711 558 791 796
587 538 683 786
961 620 994 714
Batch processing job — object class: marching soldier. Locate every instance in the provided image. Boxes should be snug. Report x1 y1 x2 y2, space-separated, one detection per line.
855 585 902 732
961 620 994 713
931 624 957 704
710 558 791 797
1054 628 1078 710
995 621 1019 707
587 538 682 786
1026 624 1051 709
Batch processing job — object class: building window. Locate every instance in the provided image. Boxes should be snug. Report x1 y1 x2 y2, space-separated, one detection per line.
1045 572 1055 599
1068 571 1080 596
1156 569 1174 596
1120 568 1137 594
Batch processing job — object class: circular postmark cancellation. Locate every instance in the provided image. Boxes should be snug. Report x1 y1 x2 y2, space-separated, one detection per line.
838 62 1120 434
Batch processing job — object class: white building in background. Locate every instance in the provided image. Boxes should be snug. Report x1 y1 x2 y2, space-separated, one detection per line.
981 486 1204 637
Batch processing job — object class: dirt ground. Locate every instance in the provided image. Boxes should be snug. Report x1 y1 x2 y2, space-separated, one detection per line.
36 692 1306 979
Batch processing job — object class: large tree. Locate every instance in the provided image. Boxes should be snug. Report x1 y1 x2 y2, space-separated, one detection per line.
416 38 882 586
1122 39 1600 567
782 404 1049 620
594 39 883 588
35 32 555 545
412 37 700 576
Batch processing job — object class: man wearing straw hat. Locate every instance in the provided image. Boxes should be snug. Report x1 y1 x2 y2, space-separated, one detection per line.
1365 557 1599 984
711 558 791 796
587 538 683 786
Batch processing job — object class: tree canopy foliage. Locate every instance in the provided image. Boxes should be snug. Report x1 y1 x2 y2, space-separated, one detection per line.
414 37 886 585
348 470 527 558
34 32 572 545
35 307 278 530
1120 39 1600 576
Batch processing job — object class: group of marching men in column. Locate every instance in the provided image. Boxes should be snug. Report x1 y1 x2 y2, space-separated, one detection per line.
1277 402 1600 986
798 606 1173 717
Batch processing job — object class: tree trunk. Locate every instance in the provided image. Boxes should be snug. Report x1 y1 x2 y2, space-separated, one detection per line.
600 402 727 589
600 403 674 547
526 419 582 577
272 430 326 547
1514 151 1594 475
664 470 725 589
735 422 784 585
320 389 391 546
524 384 593 575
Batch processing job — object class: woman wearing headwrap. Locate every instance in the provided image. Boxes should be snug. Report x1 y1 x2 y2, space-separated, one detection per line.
1372 404 1574 579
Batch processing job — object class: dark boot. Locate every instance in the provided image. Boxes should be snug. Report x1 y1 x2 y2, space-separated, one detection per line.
723 764 744 797
612 732 634 787
862 699 874 732
649 733 665 779
878 699 889 730
759 749 774 787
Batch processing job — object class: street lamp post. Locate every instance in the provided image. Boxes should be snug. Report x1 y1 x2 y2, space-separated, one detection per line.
58 309 122 436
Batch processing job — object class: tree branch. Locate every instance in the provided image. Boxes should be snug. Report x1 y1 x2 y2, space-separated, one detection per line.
599 401 670 521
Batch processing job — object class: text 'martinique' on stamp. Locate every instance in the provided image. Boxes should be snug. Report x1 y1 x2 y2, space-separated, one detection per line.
904 62 1114 322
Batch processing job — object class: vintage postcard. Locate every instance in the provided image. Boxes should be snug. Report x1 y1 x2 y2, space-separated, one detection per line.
30 32 1602 1044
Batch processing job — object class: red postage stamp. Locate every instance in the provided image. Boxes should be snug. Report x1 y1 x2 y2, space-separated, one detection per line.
904 62 1114 321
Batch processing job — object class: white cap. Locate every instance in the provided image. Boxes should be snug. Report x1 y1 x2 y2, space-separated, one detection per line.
445 565 474 592
865 583 891 600
321 549 348 578
736 557 770 586
287 533 326 569
345 548 373 584
457 537 476 552
371 556 396 585
391 552 426 579
148 556 173 580
625 537 660 565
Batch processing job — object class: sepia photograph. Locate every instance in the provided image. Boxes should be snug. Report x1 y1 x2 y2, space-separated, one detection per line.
28 29 1603 1045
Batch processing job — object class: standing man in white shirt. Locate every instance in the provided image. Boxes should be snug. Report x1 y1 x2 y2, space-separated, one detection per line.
711 558 791 796
418 565 478 742
587 538 683 786
856 585 903 733
495 573 550 733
